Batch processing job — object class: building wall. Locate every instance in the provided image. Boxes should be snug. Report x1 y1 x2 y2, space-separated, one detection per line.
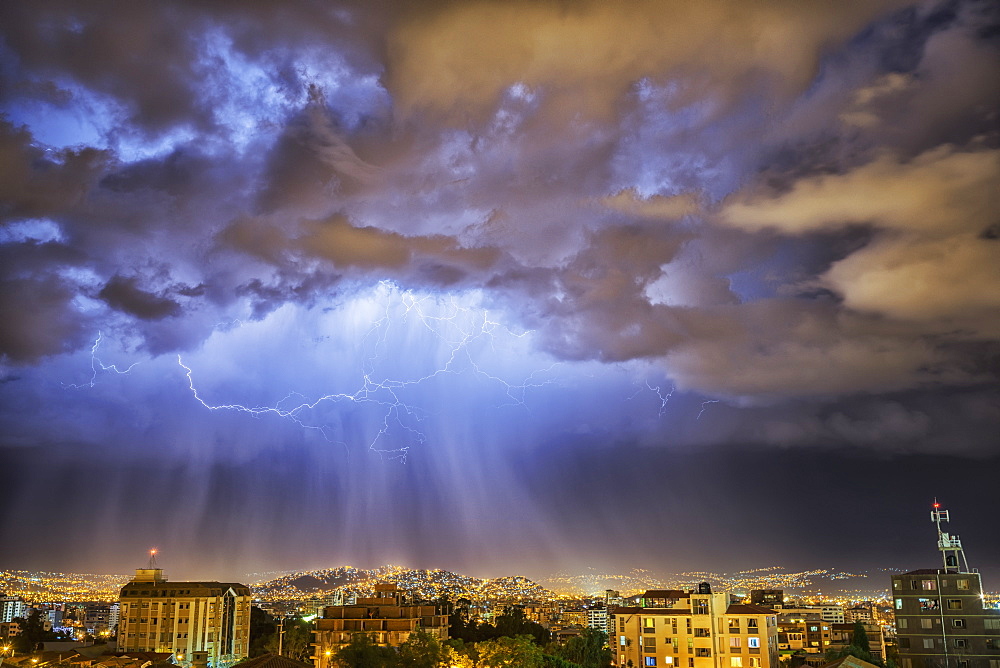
610 593 780 668
892 570 1000 668
116 569 252 668
311 584 448 667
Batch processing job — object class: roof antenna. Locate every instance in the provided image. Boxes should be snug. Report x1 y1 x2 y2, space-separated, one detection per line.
930 500 969 574
148 547 159 569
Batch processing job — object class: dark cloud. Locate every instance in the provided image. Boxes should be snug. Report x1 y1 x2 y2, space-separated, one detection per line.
1 0 998 576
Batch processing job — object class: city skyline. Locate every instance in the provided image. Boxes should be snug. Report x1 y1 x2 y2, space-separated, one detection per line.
1 1 998 580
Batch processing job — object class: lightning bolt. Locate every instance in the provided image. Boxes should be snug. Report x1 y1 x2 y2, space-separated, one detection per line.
643 381 675 416
178 282 559 462
64 331 139 389
697 399 720 420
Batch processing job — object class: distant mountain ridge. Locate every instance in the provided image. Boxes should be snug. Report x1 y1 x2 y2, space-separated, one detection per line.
249 565 558 603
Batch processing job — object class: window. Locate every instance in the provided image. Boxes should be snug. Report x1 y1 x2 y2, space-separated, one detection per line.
922 580 937 591
947 600 963 610
731 659 743 667
620 636 627 647
664 659 673 665
747 619 758 630
986 619 1000 631
955 639 968 649
956 579 970 590
695 648 712 657
898 619 907 629
749 659 761 667
729 619 740 632
921 619 933 629
694 599 709 615
730 638 741 649
644 618 657 632
748 638 760 649
987 639 998 651
953 619 966 628
645 638 657 652
895 599 903 610
894 581 900 590
923 639 935 649
645 659 658 667
919 599 939 611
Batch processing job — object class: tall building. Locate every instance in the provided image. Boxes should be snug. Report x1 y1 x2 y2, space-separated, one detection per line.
0 597 28 623
311 583 448 665
609 585 780 668
116 566 252 668
891 502 1000 668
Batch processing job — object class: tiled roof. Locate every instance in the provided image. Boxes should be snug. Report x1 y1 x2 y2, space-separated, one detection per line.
235 654 313 668
726 604 777 615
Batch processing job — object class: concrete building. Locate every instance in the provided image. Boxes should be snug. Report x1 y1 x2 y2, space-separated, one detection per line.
777 611 830 654
610 585 780 668
1 598 28 623
891 503 1000 668
588 605 610 635
116 567 252 668
828 622 886 661
311 584 448 665
751 592 785 609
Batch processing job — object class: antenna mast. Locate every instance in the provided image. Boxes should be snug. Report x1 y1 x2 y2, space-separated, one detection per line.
930 500 969 573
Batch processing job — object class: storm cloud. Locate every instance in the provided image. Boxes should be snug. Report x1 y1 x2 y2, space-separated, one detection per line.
1 0 998 578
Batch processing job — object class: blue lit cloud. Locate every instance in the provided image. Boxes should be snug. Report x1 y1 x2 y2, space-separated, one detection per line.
1 0 998 577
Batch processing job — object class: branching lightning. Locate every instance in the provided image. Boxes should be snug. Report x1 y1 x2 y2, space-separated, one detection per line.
64 332 139 389
178 282 559 462
645 381 675 416
697 399 720 420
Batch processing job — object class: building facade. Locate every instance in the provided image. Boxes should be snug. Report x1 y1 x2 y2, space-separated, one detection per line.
610 587 780 668
311 584 448 666
891 504 1000 668
116 568 252 668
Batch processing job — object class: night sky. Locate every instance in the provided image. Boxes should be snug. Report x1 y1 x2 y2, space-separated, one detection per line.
1 1 998 583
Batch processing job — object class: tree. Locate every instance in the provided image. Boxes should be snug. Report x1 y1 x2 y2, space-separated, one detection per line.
397 631 446 668
556 628 611 668
264 617 313 662
334 633 397 668
477 635 546 668
825 622 882 668
12 610 54 654
248 607 276 658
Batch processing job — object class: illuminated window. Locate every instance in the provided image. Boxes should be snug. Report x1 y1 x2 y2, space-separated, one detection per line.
731 658 743 667
921 619 933 629
749 659 761 667
919 599 939 611
747 619 758 630
947 600 962 610
621 636 627 647
956 579 970 590
646 659 658 667
730 638 741 649
922 580 937 591
923 639 935 649
748 638 760 649
986 619 1000 631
